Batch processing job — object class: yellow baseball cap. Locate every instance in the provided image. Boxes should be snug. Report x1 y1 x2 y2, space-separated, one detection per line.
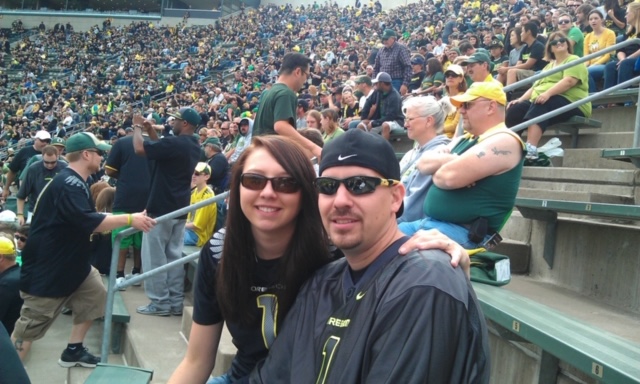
0 236 16 255
450 81 506 107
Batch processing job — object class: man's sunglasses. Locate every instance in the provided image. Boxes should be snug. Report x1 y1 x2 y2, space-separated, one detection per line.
87 149 105 156
43 160 58 165
315 176 399 195
38 138 51 143
557 19 572 25
550 37 568 46
240 173 300 193
194 171 208 176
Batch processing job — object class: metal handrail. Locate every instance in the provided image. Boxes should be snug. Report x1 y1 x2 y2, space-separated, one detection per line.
101 191 229 362
509 77 640 134
504 38 640 93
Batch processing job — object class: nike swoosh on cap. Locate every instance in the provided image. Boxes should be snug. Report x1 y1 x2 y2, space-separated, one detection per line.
338 154 357 161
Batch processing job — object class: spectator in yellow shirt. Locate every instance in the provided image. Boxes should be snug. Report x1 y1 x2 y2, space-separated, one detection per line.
184 163 217 247
584 9 616 92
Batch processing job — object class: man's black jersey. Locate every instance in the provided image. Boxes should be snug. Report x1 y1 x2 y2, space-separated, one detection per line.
247 237 490 384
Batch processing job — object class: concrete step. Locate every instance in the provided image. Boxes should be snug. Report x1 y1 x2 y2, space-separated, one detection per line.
519 179 636 201
68 354 124 384
493 239 530 274
180 306 237 377
590 105 637 133
562 148 638 170
517 187 593 202
522 167 640 184
118 281 186 383
517 188 636 205
534 132 634 151
506 276 640 344
23 307 106 384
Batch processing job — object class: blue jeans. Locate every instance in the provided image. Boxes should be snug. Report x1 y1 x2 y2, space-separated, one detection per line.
604 58 640 89
207 373 232 384
588 64 606 93
183 228 198 246
348 119 361 130
398 217 485 249
391 78 403 92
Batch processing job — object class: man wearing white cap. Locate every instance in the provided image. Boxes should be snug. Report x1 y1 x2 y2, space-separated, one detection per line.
2 130 51 202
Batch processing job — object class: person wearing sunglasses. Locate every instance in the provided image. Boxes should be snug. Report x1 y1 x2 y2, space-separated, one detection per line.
401 82 524 250
184 163 217 247
169 135 470 384
11 132 155 367
2 130 51 203
557 12 584 57
240 129 488 383
506 31 591 161
16 145 67 226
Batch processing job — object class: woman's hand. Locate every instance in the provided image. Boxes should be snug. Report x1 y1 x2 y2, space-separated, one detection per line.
399 229 471 278
534 92 550 104
507 99 522 108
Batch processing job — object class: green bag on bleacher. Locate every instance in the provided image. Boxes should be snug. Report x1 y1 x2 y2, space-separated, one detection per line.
470 251 511 286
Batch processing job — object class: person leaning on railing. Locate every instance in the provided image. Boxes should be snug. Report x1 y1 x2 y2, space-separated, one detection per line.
584 9 617 93
603 2 640 90
505 31 591 161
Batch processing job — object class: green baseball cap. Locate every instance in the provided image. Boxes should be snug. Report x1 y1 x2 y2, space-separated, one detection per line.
169 107 202 127
66 132 111 153
51 137 66 147
203 137 221 147
461 51 491 65
381 29 397 40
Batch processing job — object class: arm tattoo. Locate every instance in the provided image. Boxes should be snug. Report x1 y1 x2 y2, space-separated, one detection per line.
491 147 512 156
14 339 24 352
476 151 485 159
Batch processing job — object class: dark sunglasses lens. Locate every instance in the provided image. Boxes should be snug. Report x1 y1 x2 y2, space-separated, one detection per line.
316 178 340 195
345 176 377 195
15 235 27 242
272 178 300 193
241 174 267 190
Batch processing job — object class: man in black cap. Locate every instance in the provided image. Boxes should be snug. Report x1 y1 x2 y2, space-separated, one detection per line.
202 137 230 195
373 29 412 95
408 56 426 92
133 107 201 317
296 99 309 129
245 129 490 383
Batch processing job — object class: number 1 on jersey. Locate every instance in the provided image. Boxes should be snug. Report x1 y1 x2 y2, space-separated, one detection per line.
257 294 278 348
315 336 340 384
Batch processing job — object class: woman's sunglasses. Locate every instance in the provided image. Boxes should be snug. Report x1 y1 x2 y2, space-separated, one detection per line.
549 38 568 46
15 235 27 242
240 173 300 193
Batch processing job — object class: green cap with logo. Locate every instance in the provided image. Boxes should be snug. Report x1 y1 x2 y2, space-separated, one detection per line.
51 137 66 147
65 132 111 153
169 107 202 127
381 29 397 40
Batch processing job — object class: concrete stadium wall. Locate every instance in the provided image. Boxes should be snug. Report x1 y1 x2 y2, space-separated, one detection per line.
1 13 237 31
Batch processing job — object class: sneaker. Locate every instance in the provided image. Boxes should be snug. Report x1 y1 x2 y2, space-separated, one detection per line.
136 303 170 316
61 307 72 315
525 143 538 160
116 276 127 291
58 347 100 368
170 307 183 316
125 272 142 287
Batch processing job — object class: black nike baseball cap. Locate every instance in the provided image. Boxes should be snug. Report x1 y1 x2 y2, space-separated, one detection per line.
319 129 403 217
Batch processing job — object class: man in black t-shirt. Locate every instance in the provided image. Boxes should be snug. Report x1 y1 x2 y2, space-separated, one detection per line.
133 107 201 317
498 22 548 87
203 137 230 195
408 56 426 92
16 145 67 225
12 132 155 366
2 130 51 202
105 134 153 289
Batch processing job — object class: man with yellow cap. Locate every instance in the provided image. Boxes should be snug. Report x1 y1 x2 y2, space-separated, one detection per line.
0 236 21 336
398 82 525 249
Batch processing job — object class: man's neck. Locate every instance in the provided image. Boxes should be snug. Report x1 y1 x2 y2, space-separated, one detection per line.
277 76 296 92
195 183 208 192
525 36 535 45
344 224 405 271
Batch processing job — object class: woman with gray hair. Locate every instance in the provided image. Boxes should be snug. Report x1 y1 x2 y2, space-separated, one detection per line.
397 96 453 224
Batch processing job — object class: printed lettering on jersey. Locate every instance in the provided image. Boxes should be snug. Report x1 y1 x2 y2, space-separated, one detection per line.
327 317 351 328
64 174 90 198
